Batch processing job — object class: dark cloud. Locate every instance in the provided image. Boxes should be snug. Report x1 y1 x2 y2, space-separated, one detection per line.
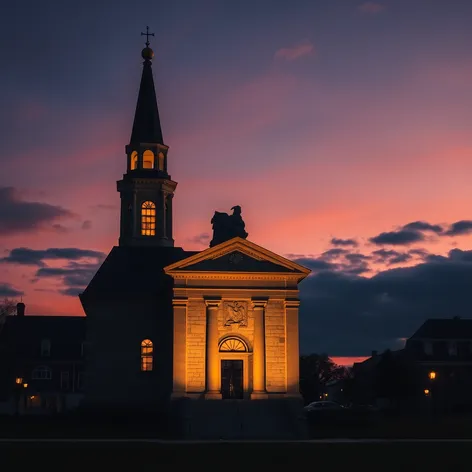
402 221 443 234
35 259 102 297
372 249 412 265
299 248 472 357
445 220 472 236
187 232 210 245
1 247 105 266
81 220 92 230
0 283 24 298
295 250 372 276
0 187 75 235
330 238 358 247
292 257 336 272
369 229 424 245
320 248 349 260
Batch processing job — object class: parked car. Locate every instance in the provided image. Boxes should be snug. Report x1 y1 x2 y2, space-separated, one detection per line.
304 401 345 412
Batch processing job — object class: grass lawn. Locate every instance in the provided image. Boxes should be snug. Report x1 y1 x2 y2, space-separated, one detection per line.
1 440 471 470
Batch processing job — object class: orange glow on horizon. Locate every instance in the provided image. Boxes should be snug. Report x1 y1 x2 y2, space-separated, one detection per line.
331 356 369 367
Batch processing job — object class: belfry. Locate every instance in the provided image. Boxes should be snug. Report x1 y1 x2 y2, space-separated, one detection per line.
80 31 310 439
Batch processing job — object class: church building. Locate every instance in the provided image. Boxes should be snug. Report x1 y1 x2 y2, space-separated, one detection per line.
79 35 310 438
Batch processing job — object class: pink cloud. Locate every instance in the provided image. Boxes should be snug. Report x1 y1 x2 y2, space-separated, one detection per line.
358 2 385 14
274 40 315 61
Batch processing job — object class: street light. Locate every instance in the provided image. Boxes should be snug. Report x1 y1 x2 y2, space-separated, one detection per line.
424 389 430 396
428 371 436 380
15 377 23 384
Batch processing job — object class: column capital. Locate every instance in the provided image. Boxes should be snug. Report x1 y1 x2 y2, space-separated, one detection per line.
204 297 221 308
251 297 268 309
284 298 300 309
172 297 188 307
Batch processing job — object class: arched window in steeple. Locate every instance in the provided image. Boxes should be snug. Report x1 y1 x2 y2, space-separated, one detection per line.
130 151 138 170
141 201 156 236
158 152 165 171
143 150 155 169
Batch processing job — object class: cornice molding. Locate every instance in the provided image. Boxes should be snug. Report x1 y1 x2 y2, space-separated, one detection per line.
164 237 311 277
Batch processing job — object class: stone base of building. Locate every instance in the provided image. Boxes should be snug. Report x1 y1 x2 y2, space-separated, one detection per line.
250 391 268 400
204 391 223 400
171 396 308 440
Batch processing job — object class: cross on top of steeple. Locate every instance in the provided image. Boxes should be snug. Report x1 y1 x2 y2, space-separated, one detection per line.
141 26 154 47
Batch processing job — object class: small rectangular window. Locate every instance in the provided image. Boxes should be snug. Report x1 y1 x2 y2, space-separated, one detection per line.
41 339 51 357
77 372 84 390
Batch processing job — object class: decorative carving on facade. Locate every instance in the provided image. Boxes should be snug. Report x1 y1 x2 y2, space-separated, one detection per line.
229 252 243 265
223 300 248 327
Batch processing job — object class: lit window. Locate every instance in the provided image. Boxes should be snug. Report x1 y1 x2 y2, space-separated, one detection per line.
143 150 155 169
131 151 138 170
219 337 247 352
32 366 52 380
141 201 156 236
41 339 51 357
158 152 165 170
141 339 153 371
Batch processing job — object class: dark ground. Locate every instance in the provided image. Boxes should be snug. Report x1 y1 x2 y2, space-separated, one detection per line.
1 440 471 470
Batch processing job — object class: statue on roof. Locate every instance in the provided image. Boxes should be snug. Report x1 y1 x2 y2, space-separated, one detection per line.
210 205 248 247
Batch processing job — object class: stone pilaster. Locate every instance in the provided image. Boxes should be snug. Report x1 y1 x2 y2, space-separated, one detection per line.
172 297 188 397
285 298 301 396
205 298 222 399
251 298 268 399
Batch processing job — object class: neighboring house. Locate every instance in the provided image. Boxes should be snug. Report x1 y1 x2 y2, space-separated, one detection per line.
405 317 472 412
352 317 472 412
0 303 85 415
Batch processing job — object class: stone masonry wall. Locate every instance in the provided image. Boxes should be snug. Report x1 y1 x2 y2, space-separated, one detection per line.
265 299 286 392
186 299 206 392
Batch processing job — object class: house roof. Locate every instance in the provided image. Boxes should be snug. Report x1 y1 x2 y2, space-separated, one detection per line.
409 318 472 340
80 245 198 299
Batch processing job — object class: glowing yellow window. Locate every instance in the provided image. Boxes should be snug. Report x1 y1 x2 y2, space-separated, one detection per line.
141 201 156 236
131 151 138 170
143 150 155 169
158 152 165 171
141 339 153 372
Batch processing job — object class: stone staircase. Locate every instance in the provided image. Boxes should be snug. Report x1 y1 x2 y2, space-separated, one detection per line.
173 398 307 440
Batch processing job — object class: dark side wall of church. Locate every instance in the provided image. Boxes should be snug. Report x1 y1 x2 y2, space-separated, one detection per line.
82 280 174 413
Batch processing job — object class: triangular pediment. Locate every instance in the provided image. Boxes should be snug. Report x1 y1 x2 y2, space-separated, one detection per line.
164 237 310 280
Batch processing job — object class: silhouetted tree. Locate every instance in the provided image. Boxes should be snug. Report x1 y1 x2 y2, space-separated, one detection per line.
299 353 348 404
0 298 16 334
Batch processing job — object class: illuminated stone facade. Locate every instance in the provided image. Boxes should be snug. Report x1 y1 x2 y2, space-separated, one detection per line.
165 237 310 400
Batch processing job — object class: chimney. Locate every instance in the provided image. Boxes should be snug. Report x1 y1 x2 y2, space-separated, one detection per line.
371 350 377 357
16 302 25 317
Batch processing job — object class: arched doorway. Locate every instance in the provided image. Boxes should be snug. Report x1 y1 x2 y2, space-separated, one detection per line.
219 337 248 399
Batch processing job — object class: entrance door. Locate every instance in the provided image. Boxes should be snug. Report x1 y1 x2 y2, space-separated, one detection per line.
221 360 243 399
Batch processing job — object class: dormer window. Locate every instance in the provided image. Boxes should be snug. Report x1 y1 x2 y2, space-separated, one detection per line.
143 150 155 169
41 339 51 357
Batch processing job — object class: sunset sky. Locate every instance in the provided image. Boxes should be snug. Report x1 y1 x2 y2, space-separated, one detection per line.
2 0 472 363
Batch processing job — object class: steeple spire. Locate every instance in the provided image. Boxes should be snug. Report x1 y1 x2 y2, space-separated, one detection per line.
130 28 164 145
118 29 177 248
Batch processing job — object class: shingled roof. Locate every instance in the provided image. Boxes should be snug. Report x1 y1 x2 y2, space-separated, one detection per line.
409 318 472 340
80 245 198 299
